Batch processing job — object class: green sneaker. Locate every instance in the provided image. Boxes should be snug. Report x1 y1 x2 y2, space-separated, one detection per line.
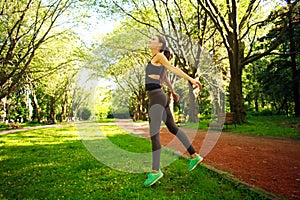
188 154 203 172
144 169 164 187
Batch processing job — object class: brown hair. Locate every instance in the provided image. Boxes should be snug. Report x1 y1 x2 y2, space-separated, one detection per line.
156 35 170 61
156 35 170 83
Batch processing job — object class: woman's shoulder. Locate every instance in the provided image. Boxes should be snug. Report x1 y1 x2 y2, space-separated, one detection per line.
150 53 164 66
156 52 165 58
153 52 166 62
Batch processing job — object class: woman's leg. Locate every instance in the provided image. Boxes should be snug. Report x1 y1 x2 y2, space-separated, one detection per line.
164 105 196 156
148 104 165 170
164 105 203 171
148 90 168 171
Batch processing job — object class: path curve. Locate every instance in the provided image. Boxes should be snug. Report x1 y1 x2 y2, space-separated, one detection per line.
114 119 300 200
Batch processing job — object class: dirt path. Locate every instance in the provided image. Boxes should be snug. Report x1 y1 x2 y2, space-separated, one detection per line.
115 119 300 200
0 124 63 135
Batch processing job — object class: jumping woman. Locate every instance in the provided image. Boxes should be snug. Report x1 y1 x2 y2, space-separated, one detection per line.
144 35 203 187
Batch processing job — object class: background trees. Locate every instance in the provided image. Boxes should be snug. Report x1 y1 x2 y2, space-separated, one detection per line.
1 0 73 99
185 0 299 123
245 0 300 116
99 0 225 122
0 0 89 123
85 22 150 121
96 0 299 123
0 0 299 124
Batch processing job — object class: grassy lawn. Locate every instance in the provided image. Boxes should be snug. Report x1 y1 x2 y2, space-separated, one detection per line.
0 124 270 199
182 115 300 139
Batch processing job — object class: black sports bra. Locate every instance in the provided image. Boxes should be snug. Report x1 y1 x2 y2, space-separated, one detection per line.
145 62 165 91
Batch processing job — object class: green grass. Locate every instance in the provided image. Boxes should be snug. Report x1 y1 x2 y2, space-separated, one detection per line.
98 118 116 123
225 115 299 138
0 124 271 199
181 115 300 139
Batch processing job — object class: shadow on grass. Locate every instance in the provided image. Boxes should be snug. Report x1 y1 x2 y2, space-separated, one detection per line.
0 126 271 199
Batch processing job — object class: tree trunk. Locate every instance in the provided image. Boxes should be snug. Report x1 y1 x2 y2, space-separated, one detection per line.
225 2 246 124
188 83 199 123
50 97 55 124
228 34 246 124
255 94 259 112
60 91 67 123
30 85 41 123
65 95 71 122
290 42 299 116
60 102 64 123
288 1 300 116
65 104 70 122
229 65 245 123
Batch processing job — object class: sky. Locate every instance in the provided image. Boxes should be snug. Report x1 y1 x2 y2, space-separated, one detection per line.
74 16 117 89
75 16 116 45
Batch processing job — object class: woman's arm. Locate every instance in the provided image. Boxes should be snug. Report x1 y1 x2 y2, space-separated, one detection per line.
164 75 180 102
155 53 202 90
164 75 174 93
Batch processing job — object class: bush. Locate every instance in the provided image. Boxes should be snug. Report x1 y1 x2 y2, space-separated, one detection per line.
248 109 275 116
0 123 8 128
77 107 92 120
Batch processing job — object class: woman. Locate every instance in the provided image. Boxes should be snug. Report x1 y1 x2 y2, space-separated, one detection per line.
144 35 203 187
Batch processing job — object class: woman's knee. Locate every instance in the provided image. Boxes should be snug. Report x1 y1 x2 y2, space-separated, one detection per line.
166 123 178 135
151 134 161 150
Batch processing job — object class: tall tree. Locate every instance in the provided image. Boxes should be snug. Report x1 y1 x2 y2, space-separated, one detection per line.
0 0 78 100
194 0 295 123
286 0 300 116
106 0 223 122
17 25 84 123
249 0 300 115
85 21 151 121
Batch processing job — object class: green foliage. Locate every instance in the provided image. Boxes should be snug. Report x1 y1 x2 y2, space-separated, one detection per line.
94 86 112 119
5 90 30 122
0 0 77 99
0 0 90 124
0 123 8 131
244 1 300 116
88 20 150 121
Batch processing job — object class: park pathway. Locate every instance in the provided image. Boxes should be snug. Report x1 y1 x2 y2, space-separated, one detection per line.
114 119 300 200
0 124 62 135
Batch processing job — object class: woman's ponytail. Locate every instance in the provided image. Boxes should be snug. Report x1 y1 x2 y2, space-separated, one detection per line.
163 47 171 61
155 35 170 83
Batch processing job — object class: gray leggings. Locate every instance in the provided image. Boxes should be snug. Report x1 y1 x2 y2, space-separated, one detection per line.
148 88 196 170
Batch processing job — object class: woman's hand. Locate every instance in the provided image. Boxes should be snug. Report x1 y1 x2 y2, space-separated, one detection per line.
191 78 202 91
172 92 180 102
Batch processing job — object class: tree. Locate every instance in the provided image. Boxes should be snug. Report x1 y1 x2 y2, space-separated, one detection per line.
70 85 91 121
108 54 149 121
247 0 300 116
104 0 224 122
286 0 300 116
27 28 84 123
0 0 79 100
85 21 151 121
195 0 299 123
78 107 91 120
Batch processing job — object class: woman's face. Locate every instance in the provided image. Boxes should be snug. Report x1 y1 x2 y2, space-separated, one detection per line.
147 36 161 50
